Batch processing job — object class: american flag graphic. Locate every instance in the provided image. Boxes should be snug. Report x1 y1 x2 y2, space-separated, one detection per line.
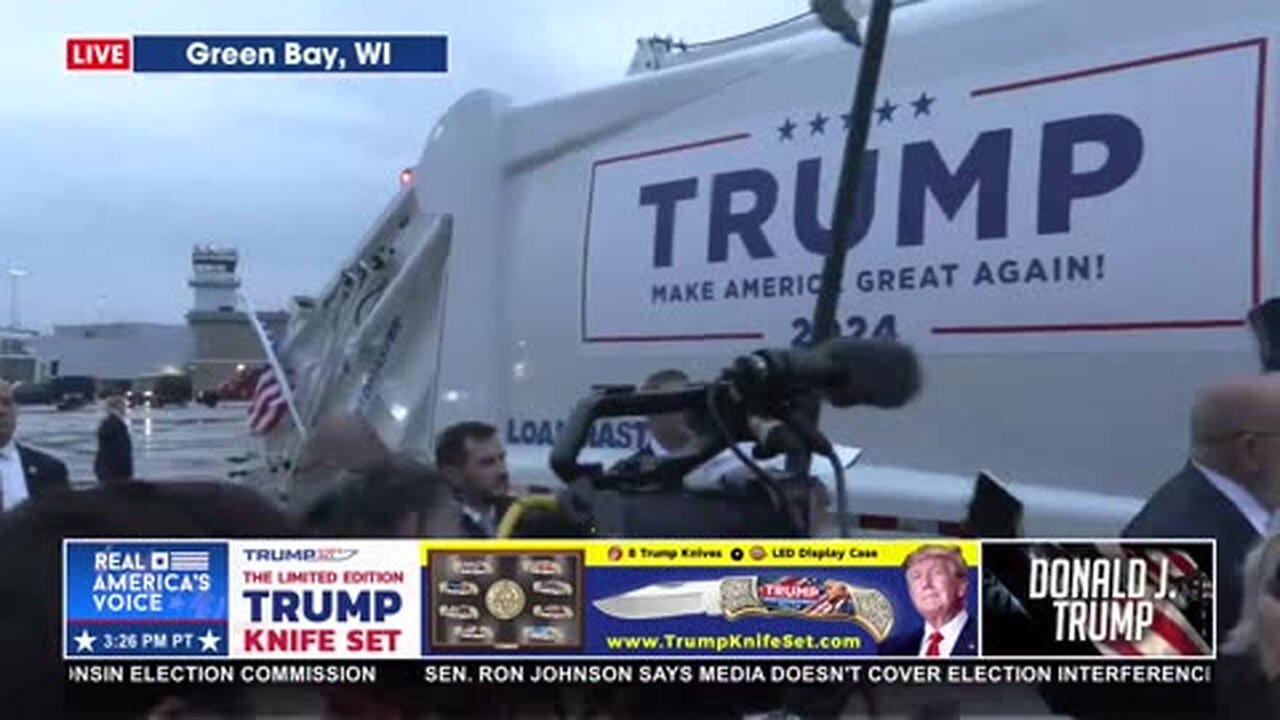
248 367 289 436
150 550 210 572
166 551 211 572
1090 543 1212 657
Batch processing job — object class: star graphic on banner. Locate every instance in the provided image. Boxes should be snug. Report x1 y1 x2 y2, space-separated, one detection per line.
809 112 829 135
777 118 796 141
199 630 221 652
911 92 936 117
875 99 898 124
74 629 97 653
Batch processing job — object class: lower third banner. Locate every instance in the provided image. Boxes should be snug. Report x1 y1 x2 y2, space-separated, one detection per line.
64 538 1216 661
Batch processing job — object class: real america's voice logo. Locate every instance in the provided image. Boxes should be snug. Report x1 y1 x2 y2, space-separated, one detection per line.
66 35 449 74
63 541 231 659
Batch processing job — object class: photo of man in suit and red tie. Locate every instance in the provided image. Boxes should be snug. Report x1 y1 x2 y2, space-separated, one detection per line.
879 544 978 657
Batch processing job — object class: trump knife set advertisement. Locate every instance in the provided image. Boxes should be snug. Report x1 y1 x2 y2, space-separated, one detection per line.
64 538 1216 687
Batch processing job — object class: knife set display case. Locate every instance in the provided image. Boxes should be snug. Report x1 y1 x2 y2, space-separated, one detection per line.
429 551 584 651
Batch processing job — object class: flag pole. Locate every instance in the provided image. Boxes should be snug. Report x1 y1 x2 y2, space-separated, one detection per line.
238 292 307 440
792 0 895 538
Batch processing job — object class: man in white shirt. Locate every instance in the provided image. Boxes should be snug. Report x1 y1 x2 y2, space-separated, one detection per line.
0 380 69 511
606 369 697 478
1125 374 1280 641
611 369 759 482
611 369 833 535
640 369 696 457
879 545 977 657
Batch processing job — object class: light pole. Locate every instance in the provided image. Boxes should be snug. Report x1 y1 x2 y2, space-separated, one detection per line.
8 268 27 331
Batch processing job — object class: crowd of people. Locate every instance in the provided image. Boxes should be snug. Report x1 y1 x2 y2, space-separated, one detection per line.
0 374 759 719
2 367 1280 717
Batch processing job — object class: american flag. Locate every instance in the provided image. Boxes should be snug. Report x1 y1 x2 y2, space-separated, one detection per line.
248 367 289 435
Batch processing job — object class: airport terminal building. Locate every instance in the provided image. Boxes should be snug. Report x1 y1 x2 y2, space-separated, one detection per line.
27 323 193 382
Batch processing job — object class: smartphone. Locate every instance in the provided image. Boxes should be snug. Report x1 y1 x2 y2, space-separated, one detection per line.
964 470 1024 538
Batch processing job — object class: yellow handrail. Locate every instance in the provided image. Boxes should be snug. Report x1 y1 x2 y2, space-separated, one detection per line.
495 494 561 538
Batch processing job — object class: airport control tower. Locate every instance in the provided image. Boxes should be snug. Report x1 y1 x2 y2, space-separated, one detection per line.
187 245 288 392
189 245 240 313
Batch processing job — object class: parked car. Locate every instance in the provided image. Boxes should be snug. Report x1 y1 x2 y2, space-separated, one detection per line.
131 374 194 408
48 376 97 409
10 381 53 405
198 366 263 407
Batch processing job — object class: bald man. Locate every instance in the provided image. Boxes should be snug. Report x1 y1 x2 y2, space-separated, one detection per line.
1124 374 1280 640
0 380 70 511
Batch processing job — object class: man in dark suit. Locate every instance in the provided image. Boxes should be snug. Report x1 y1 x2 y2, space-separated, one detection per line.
1085 376 1280 720
1124 375 1280 643
436 421 512 538
94 393 133 483
879 544 978 657
0 380 70 511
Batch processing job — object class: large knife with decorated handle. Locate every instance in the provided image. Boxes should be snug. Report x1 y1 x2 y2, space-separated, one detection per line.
593 576 895 642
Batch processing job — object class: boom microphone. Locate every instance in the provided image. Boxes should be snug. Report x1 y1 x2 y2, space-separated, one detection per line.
725 337 921 408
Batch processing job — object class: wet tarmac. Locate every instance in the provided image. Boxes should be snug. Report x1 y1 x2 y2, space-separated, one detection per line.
15 402 260 486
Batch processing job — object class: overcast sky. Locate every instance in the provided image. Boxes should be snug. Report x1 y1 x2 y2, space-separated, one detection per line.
0 0 802 331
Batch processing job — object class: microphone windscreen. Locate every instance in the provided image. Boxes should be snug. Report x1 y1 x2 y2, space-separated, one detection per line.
820 338 922 408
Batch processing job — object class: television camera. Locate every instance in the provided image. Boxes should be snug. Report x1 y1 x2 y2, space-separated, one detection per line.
523 337 922 540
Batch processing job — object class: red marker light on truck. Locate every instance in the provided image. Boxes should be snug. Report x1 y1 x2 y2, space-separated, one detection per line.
399 168 413 186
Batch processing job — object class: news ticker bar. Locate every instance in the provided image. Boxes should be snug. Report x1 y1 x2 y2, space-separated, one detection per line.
63 538 1217 661
66 35 448 73
65 660 1214 689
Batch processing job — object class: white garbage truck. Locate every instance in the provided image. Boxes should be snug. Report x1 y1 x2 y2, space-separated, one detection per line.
252 0 1279 538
